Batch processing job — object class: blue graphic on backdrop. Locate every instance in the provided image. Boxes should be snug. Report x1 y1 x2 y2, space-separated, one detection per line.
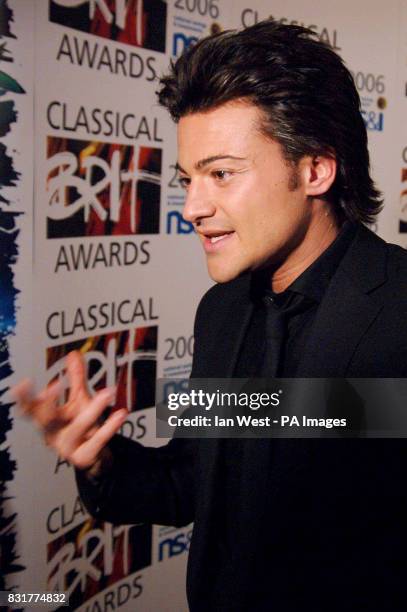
0 0 26 591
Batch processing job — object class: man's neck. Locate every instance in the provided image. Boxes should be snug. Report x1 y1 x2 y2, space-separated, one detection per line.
271 204 341 293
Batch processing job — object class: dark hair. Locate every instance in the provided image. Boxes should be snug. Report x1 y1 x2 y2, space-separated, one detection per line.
158 19 382 224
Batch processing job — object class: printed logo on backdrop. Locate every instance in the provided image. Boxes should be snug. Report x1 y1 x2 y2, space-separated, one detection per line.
47 510 150 610
173 0 222 58
46 103 163 271
46 326 158 413
241 10 340 50
47 138 161 237
46 137 161 272
50 0 167 52
0 0 26 593
51 0 166 80
350 70 386 132
157 525 192 562
400 147 407 235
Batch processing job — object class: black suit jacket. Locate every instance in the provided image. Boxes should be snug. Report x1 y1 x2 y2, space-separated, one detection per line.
77 224 407 611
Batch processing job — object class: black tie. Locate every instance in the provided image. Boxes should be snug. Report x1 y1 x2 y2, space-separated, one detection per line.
260 295 285 377
260 291 312 378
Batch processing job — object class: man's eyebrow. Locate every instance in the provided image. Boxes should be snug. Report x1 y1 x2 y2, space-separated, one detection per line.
176 155 247 173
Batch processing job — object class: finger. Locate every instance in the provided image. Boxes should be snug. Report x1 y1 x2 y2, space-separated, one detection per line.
57 387 116 458
70 408 128 469
66 350 90 404
9 379 34 409
36 379 64 403
16 379 62 421
83 424 99 441
28 380 65 428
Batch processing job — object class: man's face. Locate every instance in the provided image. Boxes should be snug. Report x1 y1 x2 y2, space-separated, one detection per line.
177 101 312 283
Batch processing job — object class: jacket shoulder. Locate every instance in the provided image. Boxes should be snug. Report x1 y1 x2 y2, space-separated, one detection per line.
346 224 407 293
386 240 407 276
376 231 407 292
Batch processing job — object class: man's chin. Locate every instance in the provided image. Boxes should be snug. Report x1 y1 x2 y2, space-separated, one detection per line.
207 262 246 284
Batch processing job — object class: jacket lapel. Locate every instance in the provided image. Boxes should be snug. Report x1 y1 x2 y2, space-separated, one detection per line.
224 295 254 377
297 225 388 377
204 274 254 377
193 274 254 535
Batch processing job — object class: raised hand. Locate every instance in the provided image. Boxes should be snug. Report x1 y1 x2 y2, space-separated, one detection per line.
10 351 128 471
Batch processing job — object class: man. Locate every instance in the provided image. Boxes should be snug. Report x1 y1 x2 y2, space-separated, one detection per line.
13 20 407 611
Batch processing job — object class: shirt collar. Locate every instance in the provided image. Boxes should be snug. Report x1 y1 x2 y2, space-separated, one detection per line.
251 220 358 306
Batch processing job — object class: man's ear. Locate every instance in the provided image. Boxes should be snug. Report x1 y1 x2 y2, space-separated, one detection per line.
300 155 337 197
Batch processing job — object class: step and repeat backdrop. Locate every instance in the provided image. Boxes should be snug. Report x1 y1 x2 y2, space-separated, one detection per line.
1 1 407 610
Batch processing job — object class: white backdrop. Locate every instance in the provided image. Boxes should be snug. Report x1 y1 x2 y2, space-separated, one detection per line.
1 1 407 610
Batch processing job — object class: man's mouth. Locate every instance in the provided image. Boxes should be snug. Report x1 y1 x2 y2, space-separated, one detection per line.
210 233 231 244
201 231 235 252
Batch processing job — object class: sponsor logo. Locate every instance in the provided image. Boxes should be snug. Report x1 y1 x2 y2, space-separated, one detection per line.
50 0 167 53
361 110 384 132
351 71 386 132
162 378 190 401
172 31 199 57
158 526 193 561
46 137 161 238
166 210 194 234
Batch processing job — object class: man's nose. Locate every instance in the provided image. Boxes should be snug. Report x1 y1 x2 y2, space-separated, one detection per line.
182 180 216 224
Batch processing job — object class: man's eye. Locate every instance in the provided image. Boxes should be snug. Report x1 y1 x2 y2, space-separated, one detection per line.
178 176 190 189
212 170 231 181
